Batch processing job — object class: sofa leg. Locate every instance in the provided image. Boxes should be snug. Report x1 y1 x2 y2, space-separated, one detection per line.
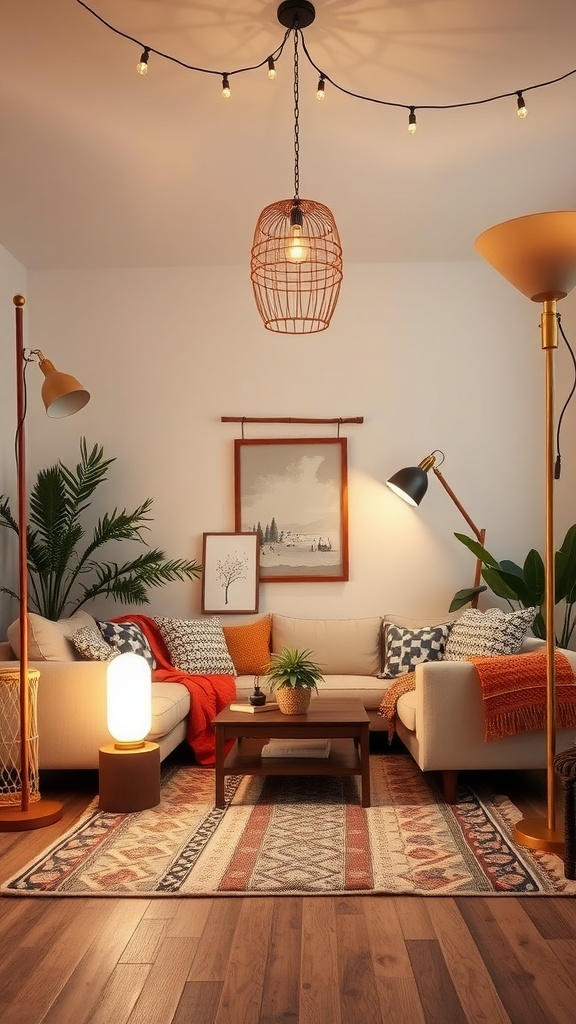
441 770 458 804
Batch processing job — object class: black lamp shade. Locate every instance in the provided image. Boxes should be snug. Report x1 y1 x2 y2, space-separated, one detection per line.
386 466 429 506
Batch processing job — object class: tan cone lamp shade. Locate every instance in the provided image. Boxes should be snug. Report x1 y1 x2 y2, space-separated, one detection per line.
38 356 90 417
475 210 576 855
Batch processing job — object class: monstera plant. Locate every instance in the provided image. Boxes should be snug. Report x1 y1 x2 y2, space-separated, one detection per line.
449 526 576 647
0 437 202 621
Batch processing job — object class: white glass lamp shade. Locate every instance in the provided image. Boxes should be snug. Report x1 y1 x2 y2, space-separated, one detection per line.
107 653 152 749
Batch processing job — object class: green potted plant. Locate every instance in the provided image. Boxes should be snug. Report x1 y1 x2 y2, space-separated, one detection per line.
0 437 202 621
449 525 576 647
265 647 324 715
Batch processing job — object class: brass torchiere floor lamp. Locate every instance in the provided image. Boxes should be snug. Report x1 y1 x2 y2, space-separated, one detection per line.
475 211 576 854
0 296 90 832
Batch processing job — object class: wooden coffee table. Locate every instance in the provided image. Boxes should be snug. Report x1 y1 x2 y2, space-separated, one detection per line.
213 697 370 809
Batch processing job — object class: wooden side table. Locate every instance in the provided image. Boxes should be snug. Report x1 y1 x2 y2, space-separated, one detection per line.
99 742 160 813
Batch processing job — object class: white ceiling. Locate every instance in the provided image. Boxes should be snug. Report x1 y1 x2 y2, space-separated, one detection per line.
2 0 576 269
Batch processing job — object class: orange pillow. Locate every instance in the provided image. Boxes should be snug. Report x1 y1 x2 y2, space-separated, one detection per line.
222 616 271 675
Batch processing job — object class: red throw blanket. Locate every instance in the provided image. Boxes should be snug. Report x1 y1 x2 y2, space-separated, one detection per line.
112 614 236 765
468 650 576 741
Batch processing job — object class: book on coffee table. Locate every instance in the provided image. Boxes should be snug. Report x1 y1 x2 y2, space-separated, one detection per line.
261 738 331 758
228 702 279 714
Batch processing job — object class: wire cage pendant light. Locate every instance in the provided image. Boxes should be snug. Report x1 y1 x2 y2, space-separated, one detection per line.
250 3 343 333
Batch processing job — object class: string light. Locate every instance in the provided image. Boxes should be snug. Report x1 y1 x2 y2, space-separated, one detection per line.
267 56 277 80
77 1 576 129
136 48 149 76
408 107 417 134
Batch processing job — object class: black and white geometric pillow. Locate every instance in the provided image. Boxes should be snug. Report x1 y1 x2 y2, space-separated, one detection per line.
96 620 156 669
443 606 538 661
70 626 119 662
382 622 453 679
154 616 235 675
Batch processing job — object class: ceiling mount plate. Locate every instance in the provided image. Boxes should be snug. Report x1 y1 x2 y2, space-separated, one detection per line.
277 1 316 29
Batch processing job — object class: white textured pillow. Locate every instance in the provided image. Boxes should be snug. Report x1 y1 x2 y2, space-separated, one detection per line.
7 610 97 661
154 616 235 675
382 622 452 679
444 607 537 660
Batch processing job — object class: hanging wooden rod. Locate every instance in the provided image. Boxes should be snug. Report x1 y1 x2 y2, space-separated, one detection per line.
221 416 364 424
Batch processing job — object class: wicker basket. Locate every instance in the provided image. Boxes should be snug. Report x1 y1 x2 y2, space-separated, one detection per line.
275 687 312 715
0 668 41 805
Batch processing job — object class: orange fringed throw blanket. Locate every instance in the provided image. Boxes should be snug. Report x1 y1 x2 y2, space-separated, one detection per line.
113 614 236 765
468 650 576 741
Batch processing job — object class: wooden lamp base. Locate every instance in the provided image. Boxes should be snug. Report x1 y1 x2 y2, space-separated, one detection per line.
99 742 161 813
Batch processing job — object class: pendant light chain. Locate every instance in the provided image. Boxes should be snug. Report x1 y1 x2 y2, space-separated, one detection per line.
293 26 300 202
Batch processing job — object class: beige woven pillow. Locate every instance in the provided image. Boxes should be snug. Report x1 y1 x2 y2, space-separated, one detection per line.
7 610 98 661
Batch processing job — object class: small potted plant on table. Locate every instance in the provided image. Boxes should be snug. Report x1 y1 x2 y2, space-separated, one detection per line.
265 647 324 715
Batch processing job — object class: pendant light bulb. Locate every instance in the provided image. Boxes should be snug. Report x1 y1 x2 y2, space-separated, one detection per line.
137 48 150 75
317 76 326 101
267 57 277 80
286 206 309 263
222 74 231 99
516 92 527 118
408 107 417 134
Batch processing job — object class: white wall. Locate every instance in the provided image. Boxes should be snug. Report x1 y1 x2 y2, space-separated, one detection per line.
0 246 27 638
0 259 574 635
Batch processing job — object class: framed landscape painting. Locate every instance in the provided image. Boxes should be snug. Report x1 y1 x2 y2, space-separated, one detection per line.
201 532 260 613
234 438 349 582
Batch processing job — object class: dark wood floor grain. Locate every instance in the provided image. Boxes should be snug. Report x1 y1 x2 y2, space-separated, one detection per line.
0 753 574 1024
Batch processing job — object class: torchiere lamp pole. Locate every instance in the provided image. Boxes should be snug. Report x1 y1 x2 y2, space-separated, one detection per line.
0 295 90 832
475 210 576 854
387 450 486 608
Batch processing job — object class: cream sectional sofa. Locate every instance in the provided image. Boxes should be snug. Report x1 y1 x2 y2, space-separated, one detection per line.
2 610 575 799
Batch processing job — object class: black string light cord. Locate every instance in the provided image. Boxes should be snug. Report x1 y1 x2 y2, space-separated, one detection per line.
77 1 576 126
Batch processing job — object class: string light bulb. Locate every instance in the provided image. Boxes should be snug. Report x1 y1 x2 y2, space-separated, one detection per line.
516 91 527 118
316 75 325 101
267 57 276 80
408 107 417 134
222 74 231 99
136 48 150 75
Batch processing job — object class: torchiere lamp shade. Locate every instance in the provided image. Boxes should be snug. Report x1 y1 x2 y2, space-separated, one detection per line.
475 211 576 301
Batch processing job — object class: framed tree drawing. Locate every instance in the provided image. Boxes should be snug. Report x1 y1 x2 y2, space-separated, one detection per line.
201 533 260 614
234 438 349 582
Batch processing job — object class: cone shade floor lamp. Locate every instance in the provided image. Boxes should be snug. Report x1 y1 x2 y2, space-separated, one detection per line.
0 295 90 832
475 211 576 853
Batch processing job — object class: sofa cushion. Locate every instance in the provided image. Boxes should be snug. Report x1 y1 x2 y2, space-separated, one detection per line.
234 673 390 711
7 610 97 661
444 606 537 660
382 622 452 678
271 615 382 676
70 627 118 662
149 682 191 740
154 616 235 675
97 619 156 669
223 616 271 675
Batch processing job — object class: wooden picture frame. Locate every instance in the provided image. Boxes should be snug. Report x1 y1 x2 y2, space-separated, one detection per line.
234 437 349 583
201 532 260 614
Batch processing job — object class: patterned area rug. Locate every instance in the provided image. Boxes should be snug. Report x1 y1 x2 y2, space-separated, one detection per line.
2 755 574 896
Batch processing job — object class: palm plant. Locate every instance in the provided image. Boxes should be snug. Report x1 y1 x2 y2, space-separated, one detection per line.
449 525 576 647
0 437 202 621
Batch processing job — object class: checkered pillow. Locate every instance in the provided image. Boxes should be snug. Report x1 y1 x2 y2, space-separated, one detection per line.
382 622 452 679
96 620 156 669
154 616 235 675
443 606 537 660
70 627 119 662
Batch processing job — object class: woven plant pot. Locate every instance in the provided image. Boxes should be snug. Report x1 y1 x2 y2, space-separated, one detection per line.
275 687 312 715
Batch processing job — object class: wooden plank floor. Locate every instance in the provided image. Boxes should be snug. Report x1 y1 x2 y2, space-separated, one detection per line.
0 750 575 1024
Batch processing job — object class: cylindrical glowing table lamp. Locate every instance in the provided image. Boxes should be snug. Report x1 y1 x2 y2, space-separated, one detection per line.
98 653 160 812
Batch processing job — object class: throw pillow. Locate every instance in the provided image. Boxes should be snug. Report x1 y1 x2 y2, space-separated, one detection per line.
70 627 119 662
154 616 235 675
96 620 156 669
443 606 538 660
382 622 452 679
7 610 97 661
222 616 271 675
